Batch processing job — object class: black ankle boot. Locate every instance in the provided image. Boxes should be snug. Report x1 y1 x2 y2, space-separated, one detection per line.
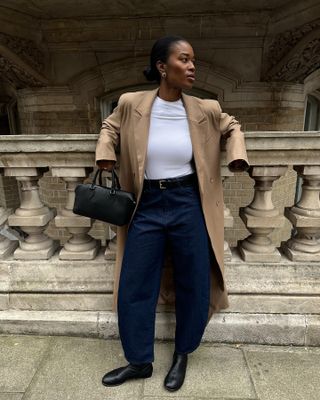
102 362 153 386
164 350 188 391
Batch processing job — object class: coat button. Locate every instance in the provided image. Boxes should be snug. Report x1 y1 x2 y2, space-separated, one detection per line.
210 178 214 183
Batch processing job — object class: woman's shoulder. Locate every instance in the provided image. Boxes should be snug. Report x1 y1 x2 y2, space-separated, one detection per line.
118 89 152 104
185 93 221 116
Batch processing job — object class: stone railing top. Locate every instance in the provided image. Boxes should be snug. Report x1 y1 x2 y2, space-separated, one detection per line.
0 131 320 167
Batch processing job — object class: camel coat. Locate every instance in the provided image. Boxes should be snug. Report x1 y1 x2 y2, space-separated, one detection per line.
95 87 249 325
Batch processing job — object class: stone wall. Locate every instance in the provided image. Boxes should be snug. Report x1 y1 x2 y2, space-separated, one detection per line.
1 2 319 250
10 83 307 248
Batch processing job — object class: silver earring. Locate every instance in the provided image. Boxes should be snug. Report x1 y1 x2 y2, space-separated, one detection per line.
161 72 166 78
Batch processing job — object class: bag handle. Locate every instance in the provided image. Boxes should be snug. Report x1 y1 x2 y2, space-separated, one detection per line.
90 168 121 191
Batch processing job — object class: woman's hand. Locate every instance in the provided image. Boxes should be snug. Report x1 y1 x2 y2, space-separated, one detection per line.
96 160 116 171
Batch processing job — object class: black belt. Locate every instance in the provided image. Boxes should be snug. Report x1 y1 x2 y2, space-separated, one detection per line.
143 173 197 189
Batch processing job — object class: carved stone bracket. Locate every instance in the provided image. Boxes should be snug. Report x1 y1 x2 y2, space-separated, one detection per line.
0 32 48 88
263 19 320 83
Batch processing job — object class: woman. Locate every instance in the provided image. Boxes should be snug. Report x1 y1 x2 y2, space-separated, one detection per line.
95 35 249 391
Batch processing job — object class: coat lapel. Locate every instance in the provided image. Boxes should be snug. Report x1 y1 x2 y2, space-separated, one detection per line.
132 87 208 191
181 92 208 190
133 87 159 189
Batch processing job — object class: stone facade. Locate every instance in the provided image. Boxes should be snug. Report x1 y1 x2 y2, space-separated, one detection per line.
0 1 320 342
2 2 318 245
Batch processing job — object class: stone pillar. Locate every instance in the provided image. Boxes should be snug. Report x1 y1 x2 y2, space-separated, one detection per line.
51 167 99 260
282 165 320 261
238 166 287 262
221 166 234 261
5 167 58 259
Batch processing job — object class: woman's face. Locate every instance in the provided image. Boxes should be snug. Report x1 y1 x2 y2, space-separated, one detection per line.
159 41 196 89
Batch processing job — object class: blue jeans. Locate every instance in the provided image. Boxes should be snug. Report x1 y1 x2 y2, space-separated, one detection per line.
117 176 211 363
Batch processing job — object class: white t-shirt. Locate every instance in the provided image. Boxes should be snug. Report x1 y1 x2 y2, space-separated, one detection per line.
144 95 195 179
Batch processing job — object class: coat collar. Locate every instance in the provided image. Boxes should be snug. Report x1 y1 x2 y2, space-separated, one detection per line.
134 87 206 123
131 87 208 206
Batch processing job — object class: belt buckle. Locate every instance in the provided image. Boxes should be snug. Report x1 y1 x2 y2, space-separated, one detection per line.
159 179 167 189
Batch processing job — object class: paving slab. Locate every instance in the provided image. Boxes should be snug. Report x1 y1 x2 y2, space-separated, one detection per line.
244 346 320 400
1 334 320 400
0 335 50 393
22 336 143 400
143 342 256 399
142 397 257 400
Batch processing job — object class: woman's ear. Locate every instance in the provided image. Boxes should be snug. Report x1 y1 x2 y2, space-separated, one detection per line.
156 60 165 76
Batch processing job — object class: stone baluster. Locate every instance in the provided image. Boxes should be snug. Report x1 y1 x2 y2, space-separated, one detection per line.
0 170 17 258
282 165 320 261
104 225 117 260
51 167 99 260
221 166 234 261
0 206 18 258
5 167 58 259
238 166 287 262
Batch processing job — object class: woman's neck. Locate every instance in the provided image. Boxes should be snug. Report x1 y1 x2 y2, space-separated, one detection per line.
157 84 182 102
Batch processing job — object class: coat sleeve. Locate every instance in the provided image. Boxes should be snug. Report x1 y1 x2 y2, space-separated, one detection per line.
95 93 125 165
216 101 250 173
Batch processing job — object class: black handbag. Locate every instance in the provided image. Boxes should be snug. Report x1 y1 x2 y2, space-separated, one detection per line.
73 168 137 226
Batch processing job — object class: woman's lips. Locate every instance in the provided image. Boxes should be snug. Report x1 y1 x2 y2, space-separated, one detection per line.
187 76 195 81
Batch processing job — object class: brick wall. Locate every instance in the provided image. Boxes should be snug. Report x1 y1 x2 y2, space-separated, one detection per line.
0 176 20 210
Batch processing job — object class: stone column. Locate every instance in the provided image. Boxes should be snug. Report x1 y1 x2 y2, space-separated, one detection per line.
221 166 234 261
6 167 58 259
282 165 320 261
52 167 99 260
238 166 287 262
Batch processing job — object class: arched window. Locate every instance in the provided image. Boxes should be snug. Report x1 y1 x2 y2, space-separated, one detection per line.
304 93 320 131
0 99 20 135
295 91 320 206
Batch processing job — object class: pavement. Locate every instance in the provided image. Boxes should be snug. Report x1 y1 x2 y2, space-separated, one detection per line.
1 335 319 400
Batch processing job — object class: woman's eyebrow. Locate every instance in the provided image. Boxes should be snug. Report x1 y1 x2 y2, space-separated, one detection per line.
179 52 195 58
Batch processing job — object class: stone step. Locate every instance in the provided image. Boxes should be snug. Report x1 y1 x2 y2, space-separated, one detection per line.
1 293 320 314
0 310 318 346
1 250 320 294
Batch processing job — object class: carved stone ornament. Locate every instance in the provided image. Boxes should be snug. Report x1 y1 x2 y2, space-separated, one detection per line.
264 18 320 83
0 32 47 89
0 32 44 72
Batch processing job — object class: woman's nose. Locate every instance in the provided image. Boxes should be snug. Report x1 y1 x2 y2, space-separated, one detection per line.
189 62 195 71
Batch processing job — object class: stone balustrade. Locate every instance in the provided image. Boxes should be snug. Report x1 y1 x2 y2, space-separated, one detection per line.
0 132 319 345
0 132 319 264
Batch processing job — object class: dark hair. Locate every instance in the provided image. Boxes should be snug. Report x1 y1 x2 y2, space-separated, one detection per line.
143 35 187 83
